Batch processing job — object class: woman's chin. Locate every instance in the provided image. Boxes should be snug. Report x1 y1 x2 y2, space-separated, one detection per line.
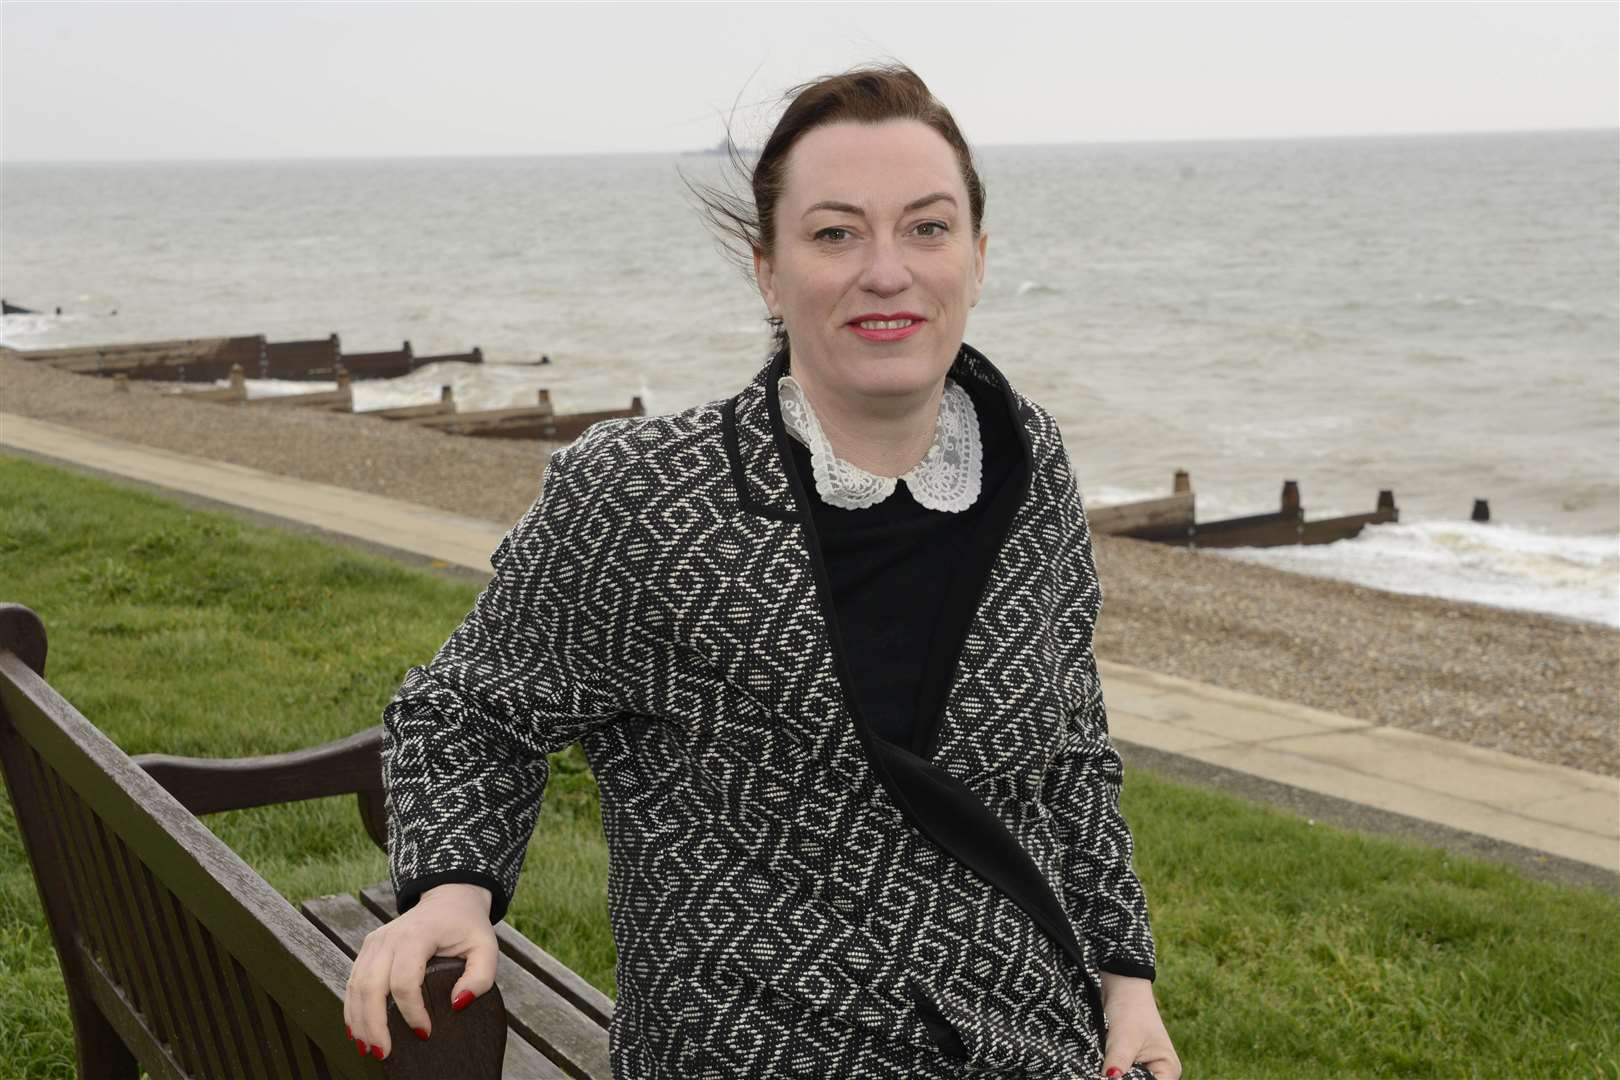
828 352 954 398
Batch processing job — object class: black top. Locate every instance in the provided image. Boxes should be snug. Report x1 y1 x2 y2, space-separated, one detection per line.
785 371 1019 752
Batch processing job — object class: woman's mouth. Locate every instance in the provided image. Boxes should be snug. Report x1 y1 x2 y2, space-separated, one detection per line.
848 317 925 342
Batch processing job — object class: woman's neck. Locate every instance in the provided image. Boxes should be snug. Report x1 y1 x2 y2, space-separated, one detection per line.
788 365 944 478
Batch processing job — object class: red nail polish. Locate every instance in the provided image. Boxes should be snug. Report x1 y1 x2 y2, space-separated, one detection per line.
371 1044 385 1060
345 1024 352 1039
1106 1070 1123 1079
355 1040 367 1056
452 990 474 1011
415 1026 430 1041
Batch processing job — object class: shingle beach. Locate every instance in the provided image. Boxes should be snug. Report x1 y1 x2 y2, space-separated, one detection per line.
4 353 1615 777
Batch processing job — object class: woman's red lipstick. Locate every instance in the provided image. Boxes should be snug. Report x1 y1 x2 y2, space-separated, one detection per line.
847 313 926 342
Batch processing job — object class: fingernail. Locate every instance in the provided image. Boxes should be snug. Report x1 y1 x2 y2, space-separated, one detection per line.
1106 1070 1122 1079
452 990 474 1011
355 1040 367 1056
371 1044 385 1060
345 1024 352 1039
414 1026 430 1041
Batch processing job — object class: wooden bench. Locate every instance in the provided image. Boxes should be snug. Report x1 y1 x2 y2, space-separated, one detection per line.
0 602 614 1079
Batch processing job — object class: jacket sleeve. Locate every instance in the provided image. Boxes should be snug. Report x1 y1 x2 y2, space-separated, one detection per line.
1040 444 1158 981
380 440 625 926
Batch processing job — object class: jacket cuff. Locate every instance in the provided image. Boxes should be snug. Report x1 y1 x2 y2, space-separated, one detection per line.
395 868 511 926
1097 955 1157 982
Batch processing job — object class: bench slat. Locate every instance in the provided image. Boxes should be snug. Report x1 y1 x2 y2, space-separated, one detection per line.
74 935 198 1080
129 855 212 1077
303 892 572 1080
169 900 241 1077
99 815 186 1053
138 857 234 1079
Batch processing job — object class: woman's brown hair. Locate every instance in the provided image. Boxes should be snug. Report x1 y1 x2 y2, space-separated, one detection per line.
681 61 987 356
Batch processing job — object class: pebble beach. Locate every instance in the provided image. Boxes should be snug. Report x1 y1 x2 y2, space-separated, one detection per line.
4 352 1616 778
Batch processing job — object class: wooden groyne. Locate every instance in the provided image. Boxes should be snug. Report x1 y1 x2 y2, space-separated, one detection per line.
1089 470 1400 548
0 333 483 382
147 359 645 442
406 389 647 442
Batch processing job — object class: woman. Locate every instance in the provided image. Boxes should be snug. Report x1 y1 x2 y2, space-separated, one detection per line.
345 63 1181 1080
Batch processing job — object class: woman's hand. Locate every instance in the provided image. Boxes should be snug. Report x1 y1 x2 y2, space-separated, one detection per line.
1099 972 1181 1080
342 883 498 1061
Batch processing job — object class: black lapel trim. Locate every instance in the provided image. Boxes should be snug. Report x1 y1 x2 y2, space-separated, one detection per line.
962 339 1036 512
724 344 800 523
722 393 798 522
874 738 1110 1053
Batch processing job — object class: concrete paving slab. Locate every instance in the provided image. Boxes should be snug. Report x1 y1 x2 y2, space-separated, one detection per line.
1105 710 1236 755
1111 684 1368 744
1516 788 1620 836
1261 726 1601 812
1103 662 1372 731
1189 741 1616 870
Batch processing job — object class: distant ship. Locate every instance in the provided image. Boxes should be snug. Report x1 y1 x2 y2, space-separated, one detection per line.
682 137 757 157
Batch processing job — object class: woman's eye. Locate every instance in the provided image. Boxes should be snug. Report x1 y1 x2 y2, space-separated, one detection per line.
815 227 850 242
915 221 949 237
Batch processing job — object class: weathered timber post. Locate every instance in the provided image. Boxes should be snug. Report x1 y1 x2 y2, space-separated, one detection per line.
1282 479 1304 540
1472 499 1490 523
1173 469 1191 494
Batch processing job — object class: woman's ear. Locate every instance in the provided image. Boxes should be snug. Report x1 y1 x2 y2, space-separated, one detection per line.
753 247 781 318
970 229 988 308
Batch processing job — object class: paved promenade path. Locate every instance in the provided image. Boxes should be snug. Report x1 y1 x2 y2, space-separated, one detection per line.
5 411 1615 878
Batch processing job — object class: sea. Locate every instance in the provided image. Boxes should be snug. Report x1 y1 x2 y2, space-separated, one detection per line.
3 130 1616 627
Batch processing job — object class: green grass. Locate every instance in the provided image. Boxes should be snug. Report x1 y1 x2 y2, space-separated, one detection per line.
1 452 1616 1079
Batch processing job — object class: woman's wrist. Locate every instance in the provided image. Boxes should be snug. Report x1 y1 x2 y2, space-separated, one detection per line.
421 882 493 915
1099 971 1154 1008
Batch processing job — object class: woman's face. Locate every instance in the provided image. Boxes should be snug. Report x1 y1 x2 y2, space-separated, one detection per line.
754 118 988 406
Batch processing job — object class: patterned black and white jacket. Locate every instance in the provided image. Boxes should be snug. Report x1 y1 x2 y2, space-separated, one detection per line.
381 341 1160 1079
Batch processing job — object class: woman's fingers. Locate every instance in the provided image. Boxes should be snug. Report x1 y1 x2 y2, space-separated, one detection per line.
344 930 385 1057
1138 1047 1182 1080
436 926 494 1018
1101 1020 1145 1076
387 934 442 1047
355 926 394 1058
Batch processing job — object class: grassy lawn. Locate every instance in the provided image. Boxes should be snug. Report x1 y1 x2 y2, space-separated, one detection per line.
1 452 1616 1078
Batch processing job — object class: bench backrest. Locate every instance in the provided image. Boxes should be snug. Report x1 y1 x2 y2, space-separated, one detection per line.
0 602 505 1079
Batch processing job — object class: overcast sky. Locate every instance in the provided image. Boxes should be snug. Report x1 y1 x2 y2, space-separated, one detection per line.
2 1 1614 163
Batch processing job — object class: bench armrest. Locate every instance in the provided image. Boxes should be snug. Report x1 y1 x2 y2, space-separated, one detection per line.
384 956 507 1080
133 726 390 850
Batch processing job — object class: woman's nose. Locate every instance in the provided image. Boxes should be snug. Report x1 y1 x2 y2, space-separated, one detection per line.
856 236 913 295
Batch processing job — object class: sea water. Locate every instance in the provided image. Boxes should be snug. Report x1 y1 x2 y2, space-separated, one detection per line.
3 130 1615 625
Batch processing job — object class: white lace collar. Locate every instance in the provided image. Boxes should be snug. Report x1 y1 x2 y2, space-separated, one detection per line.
777 373 983 512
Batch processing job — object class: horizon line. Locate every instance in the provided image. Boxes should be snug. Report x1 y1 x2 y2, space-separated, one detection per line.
2 124 1613 167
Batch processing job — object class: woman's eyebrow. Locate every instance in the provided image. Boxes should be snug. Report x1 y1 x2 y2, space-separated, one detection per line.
802 192 957 219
